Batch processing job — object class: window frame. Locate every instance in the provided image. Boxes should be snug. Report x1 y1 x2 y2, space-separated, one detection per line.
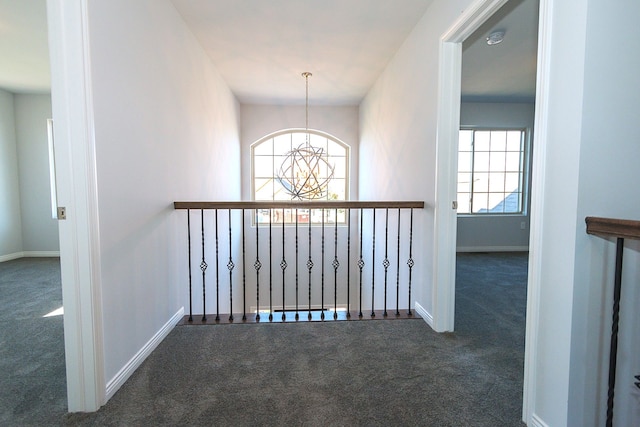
457 127 529 216
250 129 350 225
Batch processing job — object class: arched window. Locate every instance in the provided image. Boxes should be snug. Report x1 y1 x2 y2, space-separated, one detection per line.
251 129 349 223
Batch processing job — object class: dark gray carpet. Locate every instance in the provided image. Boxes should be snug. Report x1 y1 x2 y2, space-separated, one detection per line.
0 252 528 426
64 252 528 426
0 257 67 426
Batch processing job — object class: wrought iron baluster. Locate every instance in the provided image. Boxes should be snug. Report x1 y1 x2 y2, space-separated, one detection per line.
347 209 351 318
187 209 193 322
358 208 364 318
200 209 207 321
281 208 287 321
396 208 401 316
215 209 220 321
321 209 325 320
255 209 261 321
371 208 376 317
383 208 389 317
242 209 246 321
269 209 273 321
333 208 339 320
295 209 299 320
307 210 313 320
227 209 235 322
407 208 414 316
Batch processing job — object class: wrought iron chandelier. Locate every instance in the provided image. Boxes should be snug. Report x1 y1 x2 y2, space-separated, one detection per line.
275 72 335 200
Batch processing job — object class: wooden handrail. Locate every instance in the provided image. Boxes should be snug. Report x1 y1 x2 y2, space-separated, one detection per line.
174 201 425 210
585 216 640 240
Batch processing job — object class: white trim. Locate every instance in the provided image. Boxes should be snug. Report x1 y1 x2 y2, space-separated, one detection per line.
530 413 550 427
433 0 510 334
414 302 434 329
456 246 529 253
106 308 184 400
24 251 61 257
523 0 552 423
0 252 24 262
47 0 105 412
522 0 553 426
0 251 61 262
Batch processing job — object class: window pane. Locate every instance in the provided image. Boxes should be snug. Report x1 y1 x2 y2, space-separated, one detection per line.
254 139 273 155
506 131 523 151
328 179 346 200
459 130 473 151
254 156 274 178
457 193 471 214
474 153 490 172
292 132 307 147
475 131 491 151
488 193 506 213
505 152 521 172
490 131 507 151
309 134 328 151
505 172 521 193
489 151 506 172
458 152 472 173
330 157 346 178
254 178 273 200
472 193 489 213
503 191 522 213
473 172 489 192
488 172 505 192
327 140 346 156
273 134 292 154
457 172 471 193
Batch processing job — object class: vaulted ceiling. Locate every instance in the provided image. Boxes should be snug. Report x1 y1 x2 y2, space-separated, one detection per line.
0 0 538 104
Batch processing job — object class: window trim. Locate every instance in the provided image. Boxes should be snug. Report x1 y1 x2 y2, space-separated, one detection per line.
250 128 351 225
457 126 530 216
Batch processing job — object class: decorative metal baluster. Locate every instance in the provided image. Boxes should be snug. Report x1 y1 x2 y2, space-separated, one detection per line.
242 209 246 321
407 208 414 316
187 209 193 322
269 209 273 321
371 209 376 317
200 209 207 321
395 208 401 316
215 209 220 322
358 209 364 318
255 209 261 321
307 210 313 320
347 209 351 318
383 208 390 317
333 208 339 320
227 209 235 322
321 209 325 321
281 208 287 321
295 209 299 320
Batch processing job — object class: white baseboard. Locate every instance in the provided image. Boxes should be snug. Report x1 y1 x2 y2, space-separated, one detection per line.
0 251 61 262
414 302 434 329
530 413 549 427
456 245 529 253
24 251 60 257
0 252 24 262
105 307 184 401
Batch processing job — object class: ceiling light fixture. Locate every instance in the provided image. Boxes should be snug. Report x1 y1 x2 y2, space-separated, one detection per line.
275 72 335 200
486 30 505 46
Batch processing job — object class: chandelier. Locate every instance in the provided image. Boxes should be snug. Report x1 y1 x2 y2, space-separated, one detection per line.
275 72 335 200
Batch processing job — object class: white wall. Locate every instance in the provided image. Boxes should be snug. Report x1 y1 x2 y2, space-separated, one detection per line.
360 0 475 319
457 102 534 251
0 89 24 258
86 0 240 389
14 94 59 253
529 0 640 425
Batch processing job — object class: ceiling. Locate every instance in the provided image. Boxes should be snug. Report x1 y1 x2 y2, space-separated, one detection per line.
0 0 538 104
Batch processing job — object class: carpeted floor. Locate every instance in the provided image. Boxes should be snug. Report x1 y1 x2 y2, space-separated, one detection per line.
1 252 528 426
0 257 67 426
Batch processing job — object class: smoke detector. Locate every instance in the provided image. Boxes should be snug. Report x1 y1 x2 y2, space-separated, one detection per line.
486 31 505 46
